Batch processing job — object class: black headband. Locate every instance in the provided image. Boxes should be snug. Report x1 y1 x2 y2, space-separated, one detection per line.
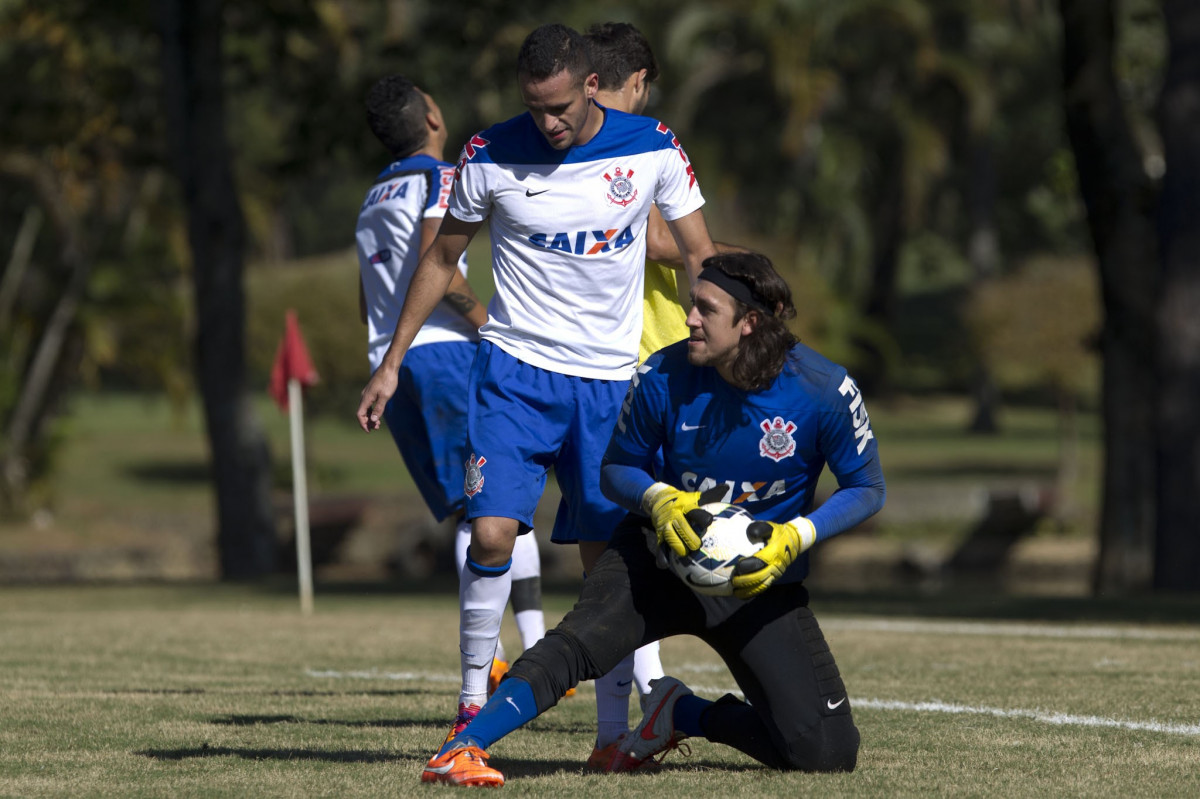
698 267 773 315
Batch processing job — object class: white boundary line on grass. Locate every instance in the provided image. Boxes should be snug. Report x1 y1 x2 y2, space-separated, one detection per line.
305 668 1200 738
823 618 1200 642
853 698 1200 737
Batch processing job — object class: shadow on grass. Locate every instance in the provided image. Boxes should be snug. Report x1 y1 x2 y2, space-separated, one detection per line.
137 744 414 763
102 688 428 698
135 745 617 778
496 756 761 780
209 714 447 731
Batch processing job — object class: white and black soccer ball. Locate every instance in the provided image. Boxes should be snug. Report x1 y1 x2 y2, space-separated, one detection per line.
668 502 765 596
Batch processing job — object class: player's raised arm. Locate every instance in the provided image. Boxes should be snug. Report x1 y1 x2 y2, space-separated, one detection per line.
356 215 481 431
662 207 717 288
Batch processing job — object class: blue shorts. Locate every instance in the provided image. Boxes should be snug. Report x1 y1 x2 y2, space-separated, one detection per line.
382 340 476 522
465 340 630 543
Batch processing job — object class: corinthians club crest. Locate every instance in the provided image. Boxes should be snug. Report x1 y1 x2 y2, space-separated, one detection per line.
603 166 638 207
759 417 797 462
464 453 487 497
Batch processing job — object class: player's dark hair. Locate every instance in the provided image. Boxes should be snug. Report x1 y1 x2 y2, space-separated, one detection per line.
517 23 592 83
703 252 798 391
365 75 429 159
585 22 659 91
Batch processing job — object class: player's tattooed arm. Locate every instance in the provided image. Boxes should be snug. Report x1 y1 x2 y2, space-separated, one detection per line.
419 216 488 329
445 270 488 329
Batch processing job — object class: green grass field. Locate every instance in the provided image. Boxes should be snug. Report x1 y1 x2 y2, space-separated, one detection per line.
2 585 1198 798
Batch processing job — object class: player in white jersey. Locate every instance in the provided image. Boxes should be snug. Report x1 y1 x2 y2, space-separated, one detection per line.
356 75 548 698
356 24 717 760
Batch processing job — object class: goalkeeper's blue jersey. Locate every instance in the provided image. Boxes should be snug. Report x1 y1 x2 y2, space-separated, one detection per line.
604 340 885 581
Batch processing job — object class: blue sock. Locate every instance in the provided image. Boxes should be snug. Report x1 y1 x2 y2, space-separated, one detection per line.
673 694 711 739
439 678 538 756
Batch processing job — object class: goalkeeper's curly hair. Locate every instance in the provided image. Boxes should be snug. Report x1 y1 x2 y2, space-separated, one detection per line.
703 252 798 391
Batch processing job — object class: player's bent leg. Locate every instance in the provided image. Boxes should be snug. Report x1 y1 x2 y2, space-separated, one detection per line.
504 539 651 713
705 583 859 772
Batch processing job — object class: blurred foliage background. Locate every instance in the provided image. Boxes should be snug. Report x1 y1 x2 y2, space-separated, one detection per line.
0 0 1176 584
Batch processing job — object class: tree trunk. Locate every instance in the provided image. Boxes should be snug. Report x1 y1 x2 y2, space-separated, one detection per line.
966 137 1001 434
0 155 90 514
1154 0 1200 591
856 126 905 395
161 0 277 579
1060 0 1158 592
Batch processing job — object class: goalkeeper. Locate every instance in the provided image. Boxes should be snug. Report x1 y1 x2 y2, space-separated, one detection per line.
423 251 885 786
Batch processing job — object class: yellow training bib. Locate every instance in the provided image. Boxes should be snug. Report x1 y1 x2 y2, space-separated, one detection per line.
639 261 688 364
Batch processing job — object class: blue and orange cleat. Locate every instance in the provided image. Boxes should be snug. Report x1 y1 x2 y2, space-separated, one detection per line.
421 745 504 787
443 702 481 746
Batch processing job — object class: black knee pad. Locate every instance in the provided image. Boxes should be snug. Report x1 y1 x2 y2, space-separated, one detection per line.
506 629 597 713
509 576 542 613
781 713 860 773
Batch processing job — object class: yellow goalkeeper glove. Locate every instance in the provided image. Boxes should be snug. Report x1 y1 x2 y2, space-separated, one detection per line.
730 517 817 599
641 482 704 556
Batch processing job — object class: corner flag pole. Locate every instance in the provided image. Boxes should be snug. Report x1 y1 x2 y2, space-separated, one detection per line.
269 309 320 616
288 377 314 616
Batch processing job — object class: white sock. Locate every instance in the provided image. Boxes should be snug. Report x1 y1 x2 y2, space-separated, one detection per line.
453 519 471 579
633 641 665 706
513 609 545 653
509 532 545 651
593 652 635 748
458 549 511 707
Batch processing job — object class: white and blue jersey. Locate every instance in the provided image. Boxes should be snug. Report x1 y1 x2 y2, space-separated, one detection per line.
357 153 478 373
603 341 886 581
449 105 705 380
357 154 479 521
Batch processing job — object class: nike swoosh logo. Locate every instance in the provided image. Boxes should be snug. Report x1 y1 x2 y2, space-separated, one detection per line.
425 761 456 775
616 679 632 687
827 697 846 710
680 423 705 432
640 684 678 740
506 696 520 712
525 188 549 197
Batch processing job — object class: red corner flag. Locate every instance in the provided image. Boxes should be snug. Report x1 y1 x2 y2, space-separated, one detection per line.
269 310 320 410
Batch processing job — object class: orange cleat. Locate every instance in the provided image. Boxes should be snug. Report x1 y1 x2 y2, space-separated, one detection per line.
421 745 504 787
584 734 624 771
487 658 510 697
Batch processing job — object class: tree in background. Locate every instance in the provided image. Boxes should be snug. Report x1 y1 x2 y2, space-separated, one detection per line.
1154 0 1200 590
0 2 188 514
1060 0 1176 592
161 0 276 579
